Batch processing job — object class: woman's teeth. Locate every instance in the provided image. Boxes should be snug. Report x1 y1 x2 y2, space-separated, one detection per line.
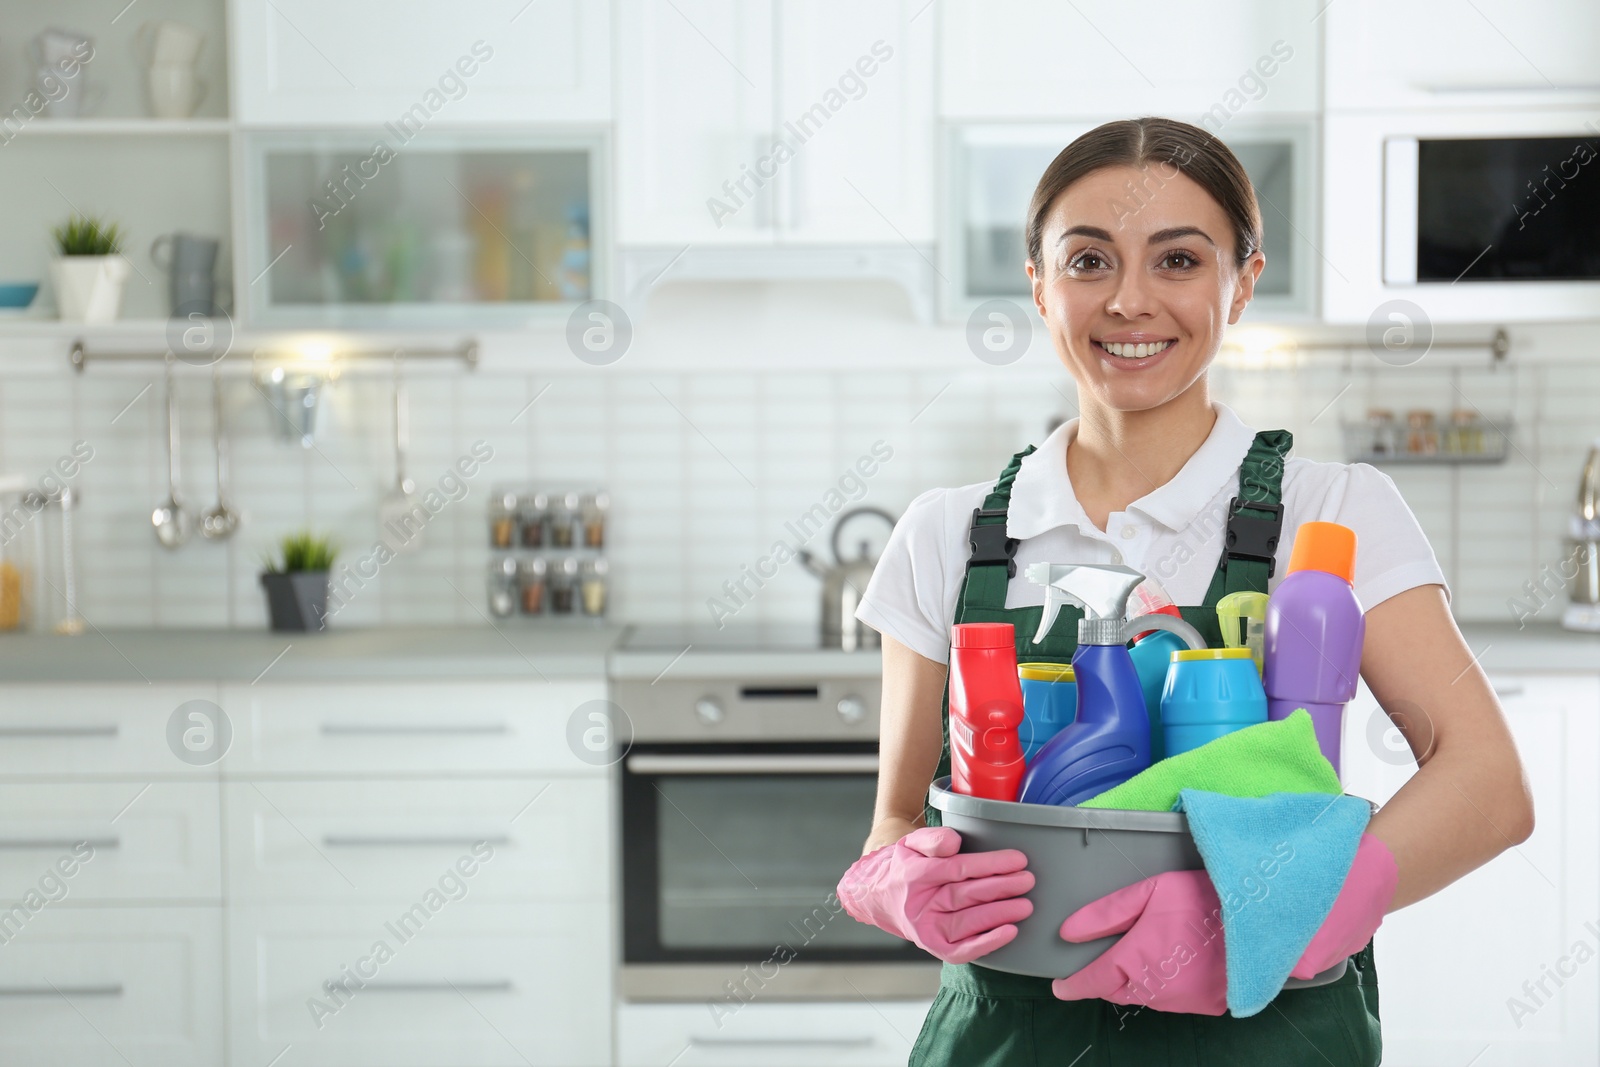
1098 340 1175 359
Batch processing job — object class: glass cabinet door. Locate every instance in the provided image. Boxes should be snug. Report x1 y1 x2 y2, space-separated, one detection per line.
946 121 1316 321
243 131 605 327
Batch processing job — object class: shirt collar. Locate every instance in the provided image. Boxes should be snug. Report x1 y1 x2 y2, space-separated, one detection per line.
1006 402 1258 540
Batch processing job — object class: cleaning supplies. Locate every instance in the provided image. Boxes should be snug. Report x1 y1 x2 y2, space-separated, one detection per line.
1129 628 1190 762
1216 590 1269 673
1263 521 1365 775
1018 564 1203 806
1080 709 1340 810
1174 788 1372 1017
1161 647 1268 757
948 622 1027 801
1016 662 1075 761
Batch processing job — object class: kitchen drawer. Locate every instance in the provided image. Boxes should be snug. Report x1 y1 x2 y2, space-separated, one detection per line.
617 1000 933 1066
228 901 611 1066
220 680 608 776
0 782 220 901
224 778 609 900
0 684 223 779
0 906 223 1067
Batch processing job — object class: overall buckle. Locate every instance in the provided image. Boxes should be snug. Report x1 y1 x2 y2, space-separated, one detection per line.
1223 496 1283 578
966 507 1019 578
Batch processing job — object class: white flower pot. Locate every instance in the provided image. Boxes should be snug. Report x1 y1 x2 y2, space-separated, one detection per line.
50 255 131 323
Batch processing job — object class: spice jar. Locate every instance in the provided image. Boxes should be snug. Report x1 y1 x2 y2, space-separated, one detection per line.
489 491 518 549
519 557 547 615
1365 409 1396 455
488 557 518 618
519 492 549 548
1449 409 1480 455
581 557 609 616
550 556 578 614
1405 409 1438 455
549 492 576 548
582 491 609 548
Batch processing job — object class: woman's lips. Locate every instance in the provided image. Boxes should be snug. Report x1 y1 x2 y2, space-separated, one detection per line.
1091 339 1177 371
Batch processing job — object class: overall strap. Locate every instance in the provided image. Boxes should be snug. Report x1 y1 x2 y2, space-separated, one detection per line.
957 445 1036 620
1200 428 1294 603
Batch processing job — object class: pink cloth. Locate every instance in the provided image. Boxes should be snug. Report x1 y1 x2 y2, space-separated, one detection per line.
836 826 1034 965
1053 869 1229 1015
1290 833 1399 979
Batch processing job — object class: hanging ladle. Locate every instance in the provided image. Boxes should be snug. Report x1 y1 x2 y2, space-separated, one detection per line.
201 366 240 540
151 356 191 549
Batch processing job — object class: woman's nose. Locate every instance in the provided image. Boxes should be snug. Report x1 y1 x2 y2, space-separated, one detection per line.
1104 266 1157 319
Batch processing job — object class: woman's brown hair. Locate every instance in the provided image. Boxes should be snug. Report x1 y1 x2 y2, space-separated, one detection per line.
1025 117 1263 274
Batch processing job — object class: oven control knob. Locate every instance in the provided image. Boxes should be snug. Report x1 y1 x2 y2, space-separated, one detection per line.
836 694 867 725
693 697 725 727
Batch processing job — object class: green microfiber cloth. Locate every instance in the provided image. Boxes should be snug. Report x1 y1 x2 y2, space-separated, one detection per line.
1079 709 1339 811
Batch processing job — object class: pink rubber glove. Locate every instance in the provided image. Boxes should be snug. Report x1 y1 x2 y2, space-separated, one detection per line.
836 826 1034 965
1053 869 1228 1015
1289 833 1399 979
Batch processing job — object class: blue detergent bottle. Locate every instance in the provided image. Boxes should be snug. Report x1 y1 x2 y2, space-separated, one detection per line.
1018 563 1205 807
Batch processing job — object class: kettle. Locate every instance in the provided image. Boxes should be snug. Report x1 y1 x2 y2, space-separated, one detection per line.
799 506 897 651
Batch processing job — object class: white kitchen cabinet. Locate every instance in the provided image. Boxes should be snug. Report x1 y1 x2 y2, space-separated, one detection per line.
230 0 611 125
0 781 221 901
615 0 935 246
0 906 224 1067
1325 0 1600 112
229 900 611 1066
938 0 1320 121
617 1000 933 1066
0 684 223 779
1343 673 1600 1066
223 777 608 901
218 679 607 775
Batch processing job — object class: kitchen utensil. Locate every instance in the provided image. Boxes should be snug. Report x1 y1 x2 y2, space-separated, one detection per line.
1562 438 1600 631
377 366 420 553
200 368 238 540
32 27 92 66
135 20 204 67
145 63 205 119
0 283 40 311
798 506 898 651
152 359 190 549
150 233 219 315
31 27 104 119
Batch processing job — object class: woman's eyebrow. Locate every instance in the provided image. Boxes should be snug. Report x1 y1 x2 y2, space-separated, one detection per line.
1058 225 1216 246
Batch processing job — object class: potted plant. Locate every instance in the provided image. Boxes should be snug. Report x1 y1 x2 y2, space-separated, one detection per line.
260 531 337 632
49 215 130 323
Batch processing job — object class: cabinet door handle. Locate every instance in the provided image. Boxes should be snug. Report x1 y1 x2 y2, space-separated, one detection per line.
0 725 117 738
627 753 879 775
319 724 508 736
321 835 509 849
0 984 123 997
688 1035 876 1049
0 837 117 850
361 980 514 994
1412 81 1600 94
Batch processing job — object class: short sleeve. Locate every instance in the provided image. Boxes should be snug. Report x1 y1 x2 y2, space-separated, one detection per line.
1311 462 1449 610
854 487 956 665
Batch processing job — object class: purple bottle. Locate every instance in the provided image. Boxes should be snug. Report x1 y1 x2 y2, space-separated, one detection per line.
1262 521 1365 775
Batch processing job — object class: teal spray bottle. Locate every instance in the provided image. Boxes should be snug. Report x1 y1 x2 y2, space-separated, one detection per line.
1018 563 1205 807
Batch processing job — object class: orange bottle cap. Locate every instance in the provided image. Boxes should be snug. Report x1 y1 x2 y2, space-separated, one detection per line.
1287 521 1357 584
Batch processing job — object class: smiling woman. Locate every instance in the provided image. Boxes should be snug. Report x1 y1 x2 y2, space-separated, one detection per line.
839 116 1534 1067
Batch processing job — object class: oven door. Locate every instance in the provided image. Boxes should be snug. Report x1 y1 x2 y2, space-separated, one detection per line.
620 741 931 984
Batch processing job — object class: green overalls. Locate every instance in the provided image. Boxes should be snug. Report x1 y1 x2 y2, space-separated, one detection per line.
910 430 1382 1067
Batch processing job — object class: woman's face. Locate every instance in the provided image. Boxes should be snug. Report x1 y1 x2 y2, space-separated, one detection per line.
1027 163 1265 414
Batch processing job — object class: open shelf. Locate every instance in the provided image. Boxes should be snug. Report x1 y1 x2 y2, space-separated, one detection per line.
7 119 231 136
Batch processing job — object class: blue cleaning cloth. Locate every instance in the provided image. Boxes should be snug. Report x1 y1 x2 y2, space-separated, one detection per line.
1175 788 1371 1017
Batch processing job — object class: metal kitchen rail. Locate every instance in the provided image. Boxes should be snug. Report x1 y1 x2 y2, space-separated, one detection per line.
68 337 479 372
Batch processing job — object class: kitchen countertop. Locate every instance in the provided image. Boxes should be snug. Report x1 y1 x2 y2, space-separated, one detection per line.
0 624 626 683
0 620 1593 684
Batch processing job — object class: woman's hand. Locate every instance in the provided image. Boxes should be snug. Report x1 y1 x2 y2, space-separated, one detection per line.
1290 833 1398 979
836 826 1035 965
1053 869 1228 1015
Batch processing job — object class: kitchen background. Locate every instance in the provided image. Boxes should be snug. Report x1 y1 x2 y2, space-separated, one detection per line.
1 0 1599 1065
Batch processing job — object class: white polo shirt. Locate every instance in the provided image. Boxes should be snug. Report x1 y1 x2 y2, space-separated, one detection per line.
855 403 1448 666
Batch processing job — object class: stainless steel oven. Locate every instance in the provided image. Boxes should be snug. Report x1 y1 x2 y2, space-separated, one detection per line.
611 624 940 1002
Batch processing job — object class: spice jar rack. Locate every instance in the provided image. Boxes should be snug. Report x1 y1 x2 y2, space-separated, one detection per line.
1341 409 1512 465
487 486 609 622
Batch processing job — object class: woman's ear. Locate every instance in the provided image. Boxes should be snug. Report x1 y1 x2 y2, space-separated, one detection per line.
1226 250 1266 325
1027 259 1047 319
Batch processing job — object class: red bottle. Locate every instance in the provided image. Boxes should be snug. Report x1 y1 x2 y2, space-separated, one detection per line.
948 622 1026 802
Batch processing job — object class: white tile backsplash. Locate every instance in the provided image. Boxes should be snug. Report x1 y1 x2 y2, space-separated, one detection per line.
5 323 1598 630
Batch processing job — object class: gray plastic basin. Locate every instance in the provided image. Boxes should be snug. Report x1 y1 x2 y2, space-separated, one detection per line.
928 776 1347 989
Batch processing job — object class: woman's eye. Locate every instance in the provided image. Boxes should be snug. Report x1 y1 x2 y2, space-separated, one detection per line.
1161 251 1199 270
1071 252 1108 271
